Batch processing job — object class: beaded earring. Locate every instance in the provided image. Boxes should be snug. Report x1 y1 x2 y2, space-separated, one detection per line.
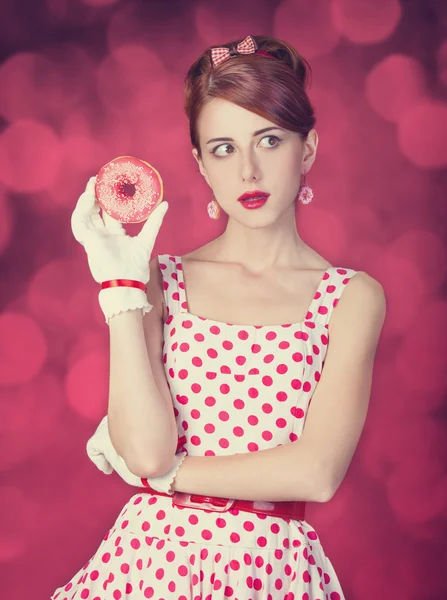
298 172 313 204
207 192 221 219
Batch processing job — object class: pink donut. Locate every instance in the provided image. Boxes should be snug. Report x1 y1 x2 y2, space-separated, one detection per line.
95 156 164 224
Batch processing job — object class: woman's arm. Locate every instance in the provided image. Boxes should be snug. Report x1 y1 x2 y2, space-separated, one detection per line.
107 257 178 477
170 272 386 504
170 441 329 503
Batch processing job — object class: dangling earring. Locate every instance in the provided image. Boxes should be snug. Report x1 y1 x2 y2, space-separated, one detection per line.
207 192 221 219
298 172 313 204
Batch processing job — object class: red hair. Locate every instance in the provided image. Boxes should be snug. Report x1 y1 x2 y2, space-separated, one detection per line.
184 35 316 159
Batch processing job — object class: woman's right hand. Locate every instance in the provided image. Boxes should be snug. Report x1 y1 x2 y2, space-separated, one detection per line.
71 176 169 323
71 177 169 286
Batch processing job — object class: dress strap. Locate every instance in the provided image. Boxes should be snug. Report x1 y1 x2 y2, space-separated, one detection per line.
156 254 188 317
307 266 359 329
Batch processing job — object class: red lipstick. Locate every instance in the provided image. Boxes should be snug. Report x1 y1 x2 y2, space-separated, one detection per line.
237 190 270 210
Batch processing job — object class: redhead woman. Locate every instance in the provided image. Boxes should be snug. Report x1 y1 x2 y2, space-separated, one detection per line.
53 35 386 600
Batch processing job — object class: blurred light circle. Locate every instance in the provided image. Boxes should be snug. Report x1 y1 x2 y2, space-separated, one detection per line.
194 0 272 48
65 350 108 421
0 312 47 386
387 458 447 523
388 229 447 292
106 3 153 53
0 487 29 561
274 0 340 59
368 255 426 335
366 55 427 123
310 86 350 156
96 45 169 115
360 411 447 484
437 39 447 86
0 371 64 469
352 554 419 599
395 299 447 392
0 120 62 193
0 53 54 122
0 186 14 256
397 100 447 168
68 328 106 368
0 46 94 125
27 259 97 331
331 0 402 43
299 207 348 258
63 134 105 172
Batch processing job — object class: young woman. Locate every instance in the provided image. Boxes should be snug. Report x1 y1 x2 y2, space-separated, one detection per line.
54 34 386 600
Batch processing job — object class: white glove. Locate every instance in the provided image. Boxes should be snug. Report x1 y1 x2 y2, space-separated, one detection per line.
86 415 187 494
71 176 169 324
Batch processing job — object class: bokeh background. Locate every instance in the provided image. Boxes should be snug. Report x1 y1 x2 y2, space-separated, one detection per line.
0 0 446 598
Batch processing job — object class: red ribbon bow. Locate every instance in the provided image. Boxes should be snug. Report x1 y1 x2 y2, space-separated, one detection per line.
210 35 257 68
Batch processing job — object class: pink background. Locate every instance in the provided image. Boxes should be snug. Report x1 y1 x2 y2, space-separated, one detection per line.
0 0 446 598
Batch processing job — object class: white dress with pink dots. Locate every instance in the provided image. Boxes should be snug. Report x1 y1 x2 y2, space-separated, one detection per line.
51 254 358 600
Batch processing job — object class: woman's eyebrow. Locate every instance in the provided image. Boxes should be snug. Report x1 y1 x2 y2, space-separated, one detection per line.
205 126 285 144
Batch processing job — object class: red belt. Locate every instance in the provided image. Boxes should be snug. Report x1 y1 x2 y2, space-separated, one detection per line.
140 485 306 521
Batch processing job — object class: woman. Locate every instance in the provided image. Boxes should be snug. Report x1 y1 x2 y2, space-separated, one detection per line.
54 34 386 599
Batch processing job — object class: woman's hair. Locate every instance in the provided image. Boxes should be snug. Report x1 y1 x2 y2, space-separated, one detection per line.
184 35 316 160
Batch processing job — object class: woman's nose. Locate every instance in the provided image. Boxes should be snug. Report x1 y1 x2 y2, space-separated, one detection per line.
240 156 262 183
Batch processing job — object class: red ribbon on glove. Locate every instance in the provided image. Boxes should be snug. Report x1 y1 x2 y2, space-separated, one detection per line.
101 279 147 292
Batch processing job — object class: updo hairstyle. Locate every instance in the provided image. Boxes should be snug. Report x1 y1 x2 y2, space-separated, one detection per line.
184 35 316 160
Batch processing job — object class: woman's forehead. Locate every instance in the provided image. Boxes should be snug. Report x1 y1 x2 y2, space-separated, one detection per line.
198 99 276 135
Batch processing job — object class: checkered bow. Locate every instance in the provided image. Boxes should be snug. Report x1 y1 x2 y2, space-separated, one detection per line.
210 35 257 68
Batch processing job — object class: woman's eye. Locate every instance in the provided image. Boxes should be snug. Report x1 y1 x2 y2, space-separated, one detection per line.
259 135 282 148
212 144 235 157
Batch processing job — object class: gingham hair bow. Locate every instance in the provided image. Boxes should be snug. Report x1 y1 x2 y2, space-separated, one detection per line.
210 35 257 68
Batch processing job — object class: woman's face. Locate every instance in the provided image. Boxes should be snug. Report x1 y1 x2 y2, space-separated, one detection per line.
192 97 317 224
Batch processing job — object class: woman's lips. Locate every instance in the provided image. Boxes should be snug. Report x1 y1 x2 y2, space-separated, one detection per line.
238 196 269 209
237 190 270 202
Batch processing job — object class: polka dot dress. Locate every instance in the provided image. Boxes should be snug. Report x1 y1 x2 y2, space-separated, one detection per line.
51 254 358 600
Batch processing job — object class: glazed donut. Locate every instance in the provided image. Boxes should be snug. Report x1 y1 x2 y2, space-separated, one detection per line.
95 156 164 224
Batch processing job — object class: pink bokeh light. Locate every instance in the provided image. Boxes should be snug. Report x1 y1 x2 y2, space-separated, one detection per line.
437 39 447 86
0 487 29 561
0 185 14 256
395 298 447 392
96 45 170 117
397 100 447 168
331 0 402 44
65 350 109 421
0 46 95 126
274 0 340 59
0 312 48 385
368 254 428 336
388 229 447 293
27 258 99 332
0 120 62 193
0 370 65 470
387 456 447 523
194 0 272 48
366 54 428 123
299 206 349 259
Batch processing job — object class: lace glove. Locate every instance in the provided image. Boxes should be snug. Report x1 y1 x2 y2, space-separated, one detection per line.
86 416 187 495
71 177 169 325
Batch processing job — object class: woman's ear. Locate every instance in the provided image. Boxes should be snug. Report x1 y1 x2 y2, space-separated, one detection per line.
302 128 319 173
192 148 211 187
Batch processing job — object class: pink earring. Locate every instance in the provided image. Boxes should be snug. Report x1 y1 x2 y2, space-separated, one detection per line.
298 172 313 204
207 192 221 219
